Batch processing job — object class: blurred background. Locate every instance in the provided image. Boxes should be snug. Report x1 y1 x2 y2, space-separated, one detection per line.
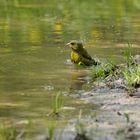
0 0 140 45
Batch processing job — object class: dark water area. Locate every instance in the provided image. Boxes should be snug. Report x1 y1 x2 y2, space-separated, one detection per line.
0 0 140 139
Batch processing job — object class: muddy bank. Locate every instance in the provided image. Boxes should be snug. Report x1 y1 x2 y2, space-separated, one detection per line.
61 56 140 140
81 90 140 139
61 86 140 140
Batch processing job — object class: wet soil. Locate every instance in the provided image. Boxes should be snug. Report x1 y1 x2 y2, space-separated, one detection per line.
61 58 140 140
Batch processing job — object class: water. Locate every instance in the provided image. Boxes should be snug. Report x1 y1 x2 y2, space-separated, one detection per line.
0 0 140 138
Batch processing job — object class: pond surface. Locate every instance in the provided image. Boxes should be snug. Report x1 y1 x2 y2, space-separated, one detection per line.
0 0 140 139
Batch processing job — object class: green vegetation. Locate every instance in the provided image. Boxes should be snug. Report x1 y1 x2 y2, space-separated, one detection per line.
123 43 134 67
90 43 140 94
46 127 55 140
75 110 89 140
48 92 63 117
75 110 85 135
46 121 57 140
123 65 140 88
124 113 130 123
122 43 140 91
0 120 32 140
0 123 17 140
91 60 116 79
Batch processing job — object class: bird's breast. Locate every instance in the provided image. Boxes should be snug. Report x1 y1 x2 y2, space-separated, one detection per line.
71 51 80 63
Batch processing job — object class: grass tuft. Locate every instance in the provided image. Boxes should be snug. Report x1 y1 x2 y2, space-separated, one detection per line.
75 110 89 140
91 59 116 79
123 43 134 67
48 92 63 118
123 65 140 88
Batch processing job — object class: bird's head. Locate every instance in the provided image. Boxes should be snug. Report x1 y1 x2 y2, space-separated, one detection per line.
66 40 83 51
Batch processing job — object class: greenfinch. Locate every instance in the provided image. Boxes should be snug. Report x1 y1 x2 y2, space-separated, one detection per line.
66 40 97 66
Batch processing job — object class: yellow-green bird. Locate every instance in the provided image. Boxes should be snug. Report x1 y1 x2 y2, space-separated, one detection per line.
66 40 97 66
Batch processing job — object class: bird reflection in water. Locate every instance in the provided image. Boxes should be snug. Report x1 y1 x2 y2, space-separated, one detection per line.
69 66 90 94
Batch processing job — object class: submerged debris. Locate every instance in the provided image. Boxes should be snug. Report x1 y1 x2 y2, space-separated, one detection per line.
74 133 89 140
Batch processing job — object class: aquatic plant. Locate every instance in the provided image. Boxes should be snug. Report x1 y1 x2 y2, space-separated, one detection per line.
123 43 134 67
52 92 63 116
124 113 130 123
0 123 17 140
75 110 85 136
46 121 56 140
46 127 54 140
91 64 105 79
48 92 63 118
0 120 32 140
123 65 140 89
91 60 116 79
75 110 89 140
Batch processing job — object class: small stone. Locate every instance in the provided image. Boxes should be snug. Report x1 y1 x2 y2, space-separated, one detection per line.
134 55 140 64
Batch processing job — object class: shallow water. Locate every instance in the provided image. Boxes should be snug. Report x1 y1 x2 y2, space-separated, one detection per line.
0 0 140 139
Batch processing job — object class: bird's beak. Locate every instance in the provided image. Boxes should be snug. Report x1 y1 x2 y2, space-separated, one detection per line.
66 43 71 47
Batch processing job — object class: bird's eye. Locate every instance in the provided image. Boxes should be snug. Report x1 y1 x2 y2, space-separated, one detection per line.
71 42 75 45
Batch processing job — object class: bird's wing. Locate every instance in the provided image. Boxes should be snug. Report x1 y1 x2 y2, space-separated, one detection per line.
82 48 93 60
79 56 94 66
80 48 97 66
